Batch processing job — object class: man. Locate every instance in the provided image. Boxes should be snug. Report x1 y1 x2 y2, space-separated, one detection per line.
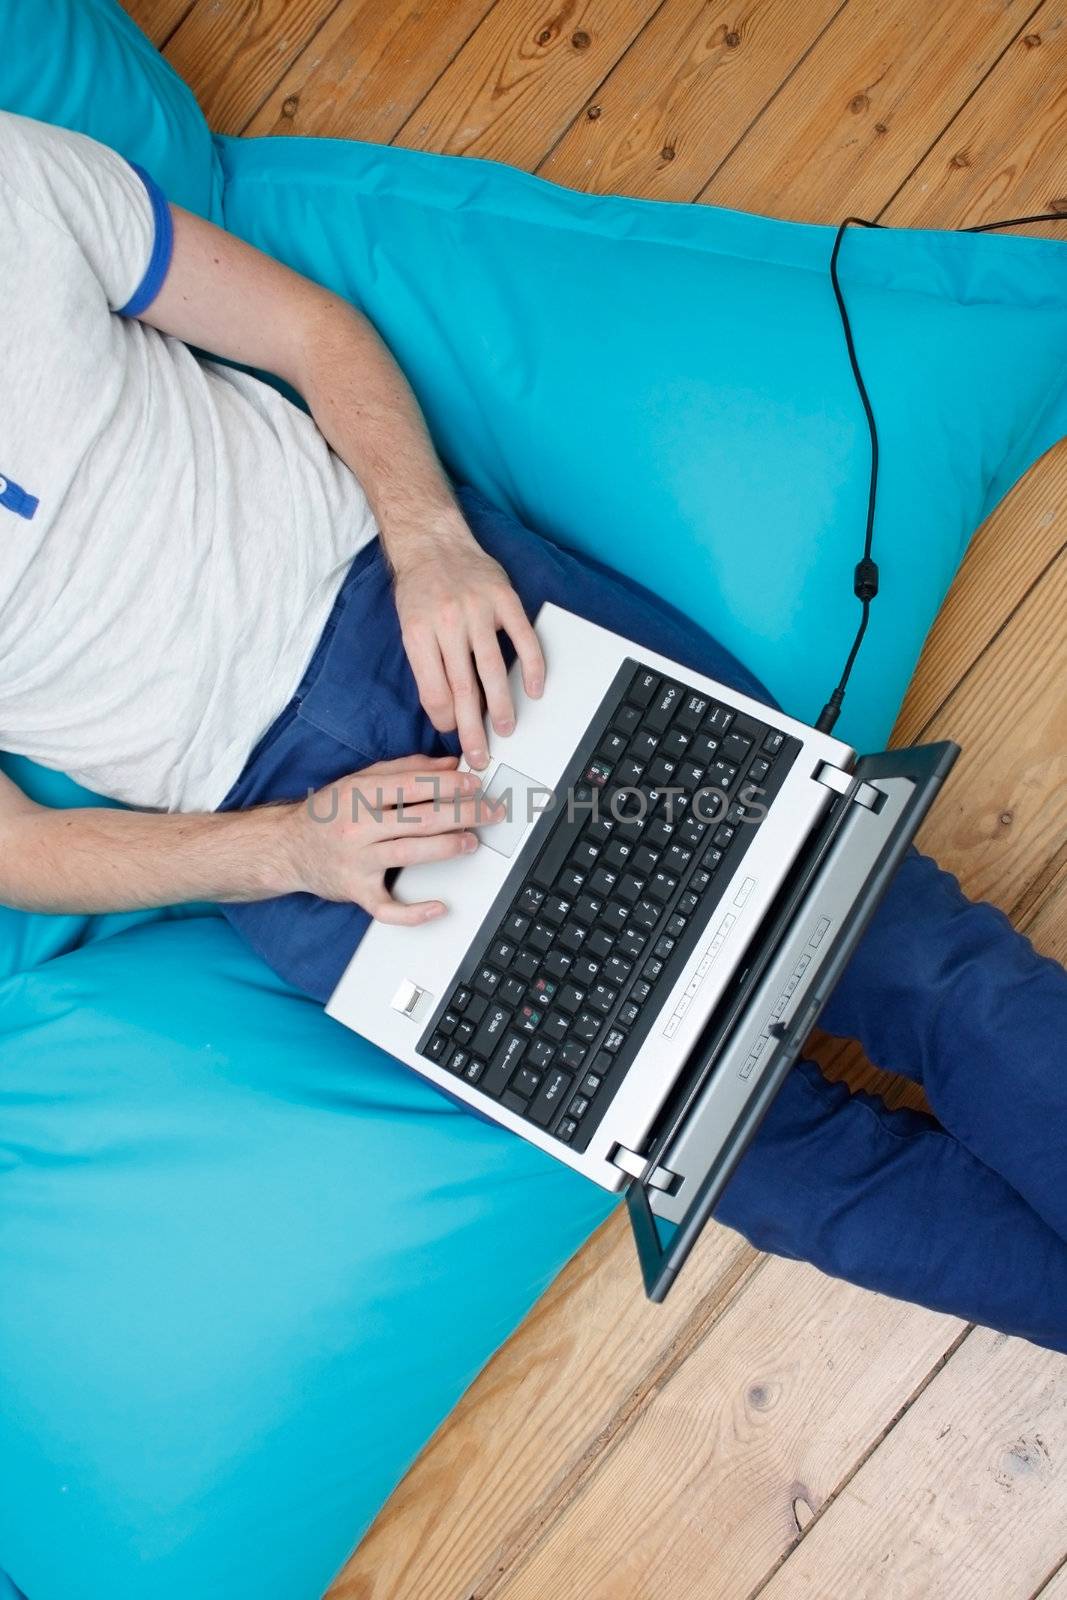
2 110 1065 1350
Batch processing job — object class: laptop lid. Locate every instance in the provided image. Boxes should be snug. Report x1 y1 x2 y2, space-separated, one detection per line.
625 740 960 1302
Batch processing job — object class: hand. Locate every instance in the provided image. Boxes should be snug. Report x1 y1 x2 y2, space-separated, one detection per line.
392 520 545 769
280 754 504 925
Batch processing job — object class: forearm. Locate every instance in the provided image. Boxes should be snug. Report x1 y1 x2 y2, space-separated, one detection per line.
1 801 297 915
294 297 473 571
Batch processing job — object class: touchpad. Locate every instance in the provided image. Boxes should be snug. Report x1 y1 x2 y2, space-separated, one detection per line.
478 764 551 859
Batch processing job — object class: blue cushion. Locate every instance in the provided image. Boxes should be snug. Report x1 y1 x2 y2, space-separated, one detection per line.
0 2 1065 1596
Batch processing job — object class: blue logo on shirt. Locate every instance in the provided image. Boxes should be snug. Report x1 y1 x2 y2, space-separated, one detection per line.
0 472 38 521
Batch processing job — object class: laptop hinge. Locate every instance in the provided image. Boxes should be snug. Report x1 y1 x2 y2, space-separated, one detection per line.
813 761 882 811
610 1143 677 1191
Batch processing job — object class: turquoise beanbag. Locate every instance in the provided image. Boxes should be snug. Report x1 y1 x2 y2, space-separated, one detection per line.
1 4 1065 1598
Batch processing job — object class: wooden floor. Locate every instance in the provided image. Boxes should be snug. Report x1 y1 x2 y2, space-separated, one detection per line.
126 1 1067 1594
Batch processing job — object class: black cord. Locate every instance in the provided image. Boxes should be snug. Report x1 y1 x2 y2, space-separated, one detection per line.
814 206 1065 735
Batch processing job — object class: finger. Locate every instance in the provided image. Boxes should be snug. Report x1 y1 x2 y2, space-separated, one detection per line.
347 767 482 814
471 621 515 737
440 631 489 770
374 793 505 839
368 890 447 927
372 827 481 871
402 624 457 734
496 589 545 700
359 753 458 777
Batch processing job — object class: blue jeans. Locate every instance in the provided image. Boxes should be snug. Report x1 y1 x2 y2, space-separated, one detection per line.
219 482 1067 1351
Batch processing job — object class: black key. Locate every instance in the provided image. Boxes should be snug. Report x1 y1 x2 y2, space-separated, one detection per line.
592 1050 614 1076
603 838 632 872
604 955 633 986
647 756 677 788
703 846 724 873
501 1089 529 1116
613 703 642 735
574 893 603 926
665 843 692 874
614 757 645 788
531 976 558 1008
461 1057 485 1085
706 759 739 794
557 867 585 898
618 1002 640 1028
645 818 674 851
474 965 501 997
632 845 659 876
599 729 628 762
571 839 601 872
678 818 707 849
558 921 587 953
690 732 719 765
466 992 489 1022
748 756 771 785
528 1037 556 1071
556 1117 578 1143
722 731 753 765
690 870 712 895
643 957 665 983
426 1032 449 1061
678 891 700 915
541 894 571 927
513 1066 541 1098
453 1020 475 1046
629 728 660 762
571 955 600 986
543 948 573 981
573 1012 601 1043
649 872 677 904
530 1067 574 1127
586 815 615 844
580 1072 603 1097
706 704 735 735
588 983 616 1014
654 934 676 960
558 983 585 1015
677 761 704 790
512 949 541 981
533 810 588 893
646 681 682 733
617 927 648 960
491 939 516 967
600 903 630 933
472 1003 511 1058
602 1027 626 1054
517 1004 543 1033
713 823 736 849
616 873 645 905
666 914 687 940
542 1011 570 1043
568 1094 590 1120
584 759 613 789
561 1040 588 1071
453 986 472 1012
439 1011 459 1036
528 921 555 953
447 1048 469 1075
499 976 525 1008
726 800 747 828
631 898 660 931
588 867 617 897
630 980 652 1005
586 926 615 961
662 728 691 760
483 1032 527 1095
675 692 710 731
517 886 545 916
628 669 659 708
763 728 786 755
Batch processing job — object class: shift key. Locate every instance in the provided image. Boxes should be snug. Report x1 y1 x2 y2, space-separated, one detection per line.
530 1066 573 1127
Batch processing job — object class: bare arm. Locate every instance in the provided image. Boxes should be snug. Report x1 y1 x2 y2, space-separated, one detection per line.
140 207 545 768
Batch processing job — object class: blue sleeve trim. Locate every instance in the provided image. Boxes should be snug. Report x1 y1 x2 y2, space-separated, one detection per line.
117 162 174 318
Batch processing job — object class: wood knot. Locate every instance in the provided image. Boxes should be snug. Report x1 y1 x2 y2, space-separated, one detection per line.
874 121 888 135
1050 197 1067 214
280 94 299 119
999 810 1014 828
660 143 676 162
586 103 602 120
950 150 971 169
1023 31 1042 47
536 26 553 45
792 1493 815 1532
850 92 869 114
748 1383 771 1409
571 29 591 49
724 29 741 47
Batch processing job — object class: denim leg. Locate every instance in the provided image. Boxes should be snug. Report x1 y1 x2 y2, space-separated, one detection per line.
818 848 1067 1248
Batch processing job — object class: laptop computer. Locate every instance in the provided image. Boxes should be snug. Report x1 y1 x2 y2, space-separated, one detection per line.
327 601 958 1299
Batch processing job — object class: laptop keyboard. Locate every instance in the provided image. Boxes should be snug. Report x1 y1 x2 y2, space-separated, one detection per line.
418 660 799 1154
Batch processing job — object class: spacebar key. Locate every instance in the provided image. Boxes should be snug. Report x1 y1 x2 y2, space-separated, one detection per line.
532 812 586 890
529 1067 573 1127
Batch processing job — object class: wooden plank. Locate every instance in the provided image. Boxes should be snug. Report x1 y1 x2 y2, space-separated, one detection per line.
163 0 342 134
882 3 1067 232
1036 1561 1067 1599
244 0 499 142
391 0 665 167
330 1212 758 1600
536 0 845 198
123 0 191 48
485 1261 963 1600
760 1327 1067 1600
696 0 1041 222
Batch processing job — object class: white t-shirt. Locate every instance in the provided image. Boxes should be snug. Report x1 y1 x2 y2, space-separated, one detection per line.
0 111 379 812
